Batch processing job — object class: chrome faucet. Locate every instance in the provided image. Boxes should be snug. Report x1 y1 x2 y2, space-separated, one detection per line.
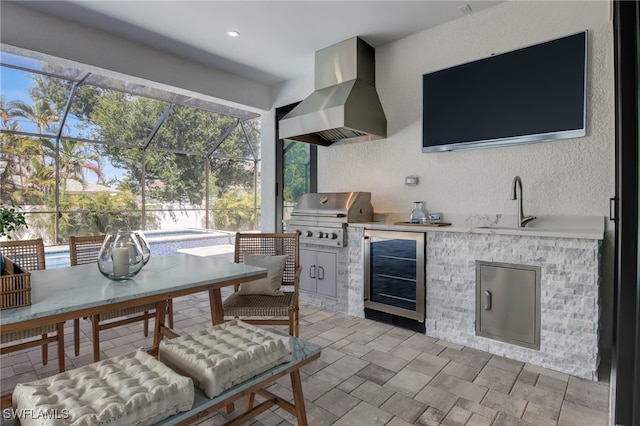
511 176 536 228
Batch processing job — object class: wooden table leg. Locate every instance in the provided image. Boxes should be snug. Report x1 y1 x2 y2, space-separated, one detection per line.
91 315 100 362
291 369 308 426
208 288 224 326
73 318 80 356
56 322 65 373
152 300 167 351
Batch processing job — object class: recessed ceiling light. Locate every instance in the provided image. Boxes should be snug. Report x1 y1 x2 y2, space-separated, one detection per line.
227 30 240 38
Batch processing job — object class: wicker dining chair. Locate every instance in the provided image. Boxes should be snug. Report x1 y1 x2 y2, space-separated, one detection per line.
222 233 301 337
0 238 66 372
69 235 174 362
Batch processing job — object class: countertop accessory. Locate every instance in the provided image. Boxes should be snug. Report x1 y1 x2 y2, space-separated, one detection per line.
410 201 428 224
133 230 151 266
97 229 144 280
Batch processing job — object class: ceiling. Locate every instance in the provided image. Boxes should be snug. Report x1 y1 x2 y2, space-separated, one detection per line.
18 0 503 86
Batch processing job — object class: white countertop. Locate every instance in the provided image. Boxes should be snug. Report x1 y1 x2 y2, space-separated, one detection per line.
350 213 605 240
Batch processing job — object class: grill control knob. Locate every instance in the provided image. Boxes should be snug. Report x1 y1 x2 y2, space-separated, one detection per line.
329 233 338 240
304 231 313 237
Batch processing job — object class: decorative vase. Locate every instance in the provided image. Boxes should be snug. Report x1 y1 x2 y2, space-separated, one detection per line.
132 230 151 266
409 201 428 224
97 229 144 280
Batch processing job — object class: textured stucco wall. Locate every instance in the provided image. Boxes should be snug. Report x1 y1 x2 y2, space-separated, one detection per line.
318 1 613 220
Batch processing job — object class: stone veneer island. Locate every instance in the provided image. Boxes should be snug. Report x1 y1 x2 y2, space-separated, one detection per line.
300 215 604 381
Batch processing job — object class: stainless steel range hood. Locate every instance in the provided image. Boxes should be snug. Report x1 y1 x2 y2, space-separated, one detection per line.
279 37 387 146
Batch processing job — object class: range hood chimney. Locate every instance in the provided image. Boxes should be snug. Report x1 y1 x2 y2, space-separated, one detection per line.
279 37 387 146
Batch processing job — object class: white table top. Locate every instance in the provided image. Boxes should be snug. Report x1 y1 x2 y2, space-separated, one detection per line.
0 254 266 328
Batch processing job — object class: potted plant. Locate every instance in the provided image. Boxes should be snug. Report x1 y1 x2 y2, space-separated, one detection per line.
0 204 29 273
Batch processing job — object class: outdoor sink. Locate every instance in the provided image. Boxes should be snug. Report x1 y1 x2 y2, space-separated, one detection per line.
477 226 542 231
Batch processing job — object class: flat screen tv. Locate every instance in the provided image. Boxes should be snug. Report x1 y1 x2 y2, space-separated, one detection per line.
422 31 587 153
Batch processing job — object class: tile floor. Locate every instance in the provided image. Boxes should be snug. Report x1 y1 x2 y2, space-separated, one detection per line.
1 291 611 426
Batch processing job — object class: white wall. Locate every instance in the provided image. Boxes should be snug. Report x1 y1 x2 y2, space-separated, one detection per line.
320 1 613 218
271 1 615 356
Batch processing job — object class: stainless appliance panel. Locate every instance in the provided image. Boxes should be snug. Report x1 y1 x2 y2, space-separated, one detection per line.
475 261 541 350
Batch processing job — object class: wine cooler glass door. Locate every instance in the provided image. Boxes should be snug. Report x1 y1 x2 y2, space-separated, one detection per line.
364 230 425 321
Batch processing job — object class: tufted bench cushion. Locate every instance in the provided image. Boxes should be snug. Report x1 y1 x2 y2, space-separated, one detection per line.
159 319 293 398
12 348 194 426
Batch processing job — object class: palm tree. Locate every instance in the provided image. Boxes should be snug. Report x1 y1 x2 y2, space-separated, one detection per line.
7 98 61 135
25 159 55 204
7 98 63 173
0 96 13 129
40 139 103 186
0 97 42 202
4 98 103 203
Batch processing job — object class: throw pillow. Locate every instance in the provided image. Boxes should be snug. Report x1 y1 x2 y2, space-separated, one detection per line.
236 253 288 296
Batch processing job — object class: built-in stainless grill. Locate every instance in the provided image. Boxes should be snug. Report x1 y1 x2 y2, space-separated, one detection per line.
286 192 373 247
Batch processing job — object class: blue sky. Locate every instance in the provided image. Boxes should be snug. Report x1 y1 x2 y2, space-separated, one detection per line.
1 67 32 101
1 65 126 184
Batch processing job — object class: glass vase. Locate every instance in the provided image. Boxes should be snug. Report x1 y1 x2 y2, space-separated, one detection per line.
133 230 151 266
409 201 428 224
97 229 144 280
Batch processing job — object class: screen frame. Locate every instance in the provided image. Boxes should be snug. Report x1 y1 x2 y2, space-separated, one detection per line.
421 31 588 153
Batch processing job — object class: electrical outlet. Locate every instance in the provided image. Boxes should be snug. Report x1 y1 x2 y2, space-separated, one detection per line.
404 176 419 186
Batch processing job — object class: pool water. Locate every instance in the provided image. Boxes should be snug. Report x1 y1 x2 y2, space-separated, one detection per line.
44 229 234 269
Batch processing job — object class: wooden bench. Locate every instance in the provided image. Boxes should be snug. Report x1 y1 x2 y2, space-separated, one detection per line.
2 333 320 426
157 335 320 426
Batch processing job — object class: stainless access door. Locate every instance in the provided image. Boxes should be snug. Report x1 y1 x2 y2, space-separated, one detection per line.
475 261 541 350
364 230 425 321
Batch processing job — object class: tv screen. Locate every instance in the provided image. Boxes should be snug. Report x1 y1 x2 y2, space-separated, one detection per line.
422 31 587 153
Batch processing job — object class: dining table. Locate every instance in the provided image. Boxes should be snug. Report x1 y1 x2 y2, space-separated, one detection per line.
0 253 325 425
0 252 267 408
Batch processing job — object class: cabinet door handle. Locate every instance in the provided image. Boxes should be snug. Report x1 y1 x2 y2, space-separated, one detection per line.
484 290 492 310
363 236 371 301
318 266 325 280
309 265 316 279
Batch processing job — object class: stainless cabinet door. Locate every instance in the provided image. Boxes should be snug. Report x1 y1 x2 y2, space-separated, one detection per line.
299 249 317 293
316 251 337 298
476 262 540 349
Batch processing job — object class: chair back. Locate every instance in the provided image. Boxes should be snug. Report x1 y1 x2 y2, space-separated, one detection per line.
69 235 105 266
0 238 45 271
234 233 299 286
